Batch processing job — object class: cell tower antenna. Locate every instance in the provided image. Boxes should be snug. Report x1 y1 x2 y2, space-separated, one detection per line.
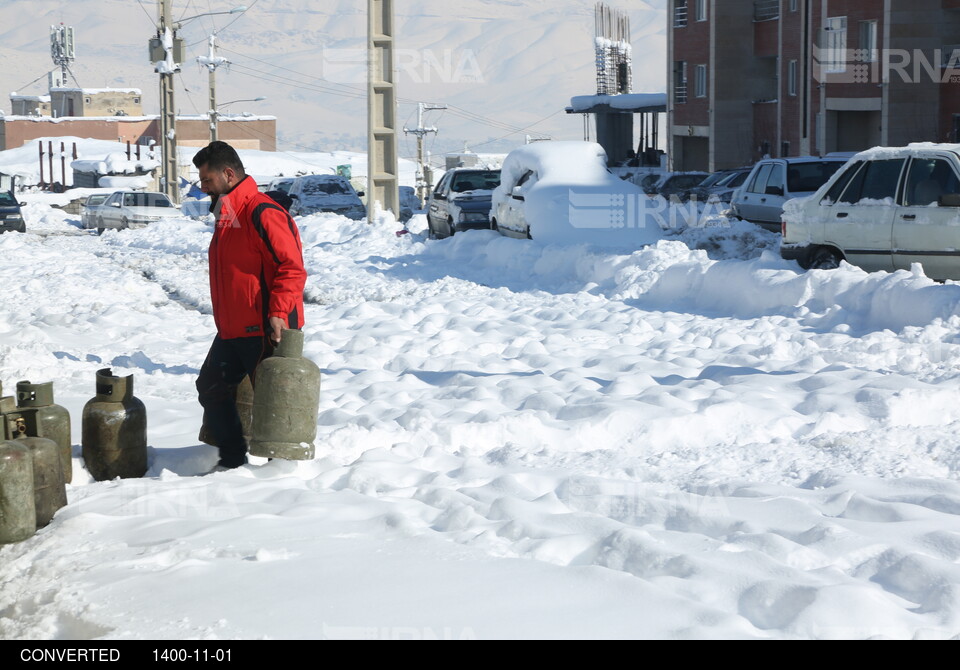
49 23 76 89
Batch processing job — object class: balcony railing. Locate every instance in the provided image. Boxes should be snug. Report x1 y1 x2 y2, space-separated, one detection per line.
754 0 780 21
675 84 688 104
674 2 688 28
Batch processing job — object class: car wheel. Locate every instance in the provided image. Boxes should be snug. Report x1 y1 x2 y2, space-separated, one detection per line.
120 217 130 231
16 221 25 233
427 217 437 239
96 217 106 235
447 218 455 237
491 218 499 232
809 247 841 270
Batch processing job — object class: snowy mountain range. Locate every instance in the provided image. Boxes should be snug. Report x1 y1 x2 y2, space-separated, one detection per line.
0 0 666 161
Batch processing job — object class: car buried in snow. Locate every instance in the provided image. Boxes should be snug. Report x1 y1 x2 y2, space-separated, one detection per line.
491 140 665 248
780 143 960 281
287 174 366 220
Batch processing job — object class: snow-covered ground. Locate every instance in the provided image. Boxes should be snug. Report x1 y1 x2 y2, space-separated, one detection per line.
2 189 960 640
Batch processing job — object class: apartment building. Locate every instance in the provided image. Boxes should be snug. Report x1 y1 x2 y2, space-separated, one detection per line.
668 0 960 171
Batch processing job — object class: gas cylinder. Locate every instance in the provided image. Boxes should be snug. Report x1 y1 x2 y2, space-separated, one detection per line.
249 329 320 460
81 368 147 481
1 406 67 529
16 380 72 484
0 440 36 544
198 375 254 446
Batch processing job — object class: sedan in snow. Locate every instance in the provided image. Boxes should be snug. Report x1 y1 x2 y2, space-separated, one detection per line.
426 168 501 238
92 191 179 234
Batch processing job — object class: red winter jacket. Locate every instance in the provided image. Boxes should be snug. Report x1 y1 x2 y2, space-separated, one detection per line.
208 176 307 339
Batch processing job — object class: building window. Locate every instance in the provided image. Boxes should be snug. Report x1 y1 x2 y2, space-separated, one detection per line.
860 20 878 63
696 0 706 21
134 97 141 104
674 0 688 28
84 97 91 103
695 64 707 97
790 0 798 11
675 61 688 103
788 60 798 96
823 17 848 73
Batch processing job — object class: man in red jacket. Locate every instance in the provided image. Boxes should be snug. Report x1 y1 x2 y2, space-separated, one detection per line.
193 141 307 469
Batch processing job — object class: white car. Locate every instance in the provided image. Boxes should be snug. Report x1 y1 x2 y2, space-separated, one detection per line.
781 143 960 281
491 140 664 247
91 191 179 233
287 174 366 219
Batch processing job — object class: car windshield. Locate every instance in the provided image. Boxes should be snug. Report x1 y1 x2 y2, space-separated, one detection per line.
302 180 350 196
274 180 294 193
122 193 173 208
86 195 108 206
786 161 847 193
0 192 16 206
698 172 730 188
450 171 501 192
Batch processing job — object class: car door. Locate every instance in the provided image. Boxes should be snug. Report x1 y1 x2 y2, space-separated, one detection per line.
498 170 536 238
751 162 786 225
428 173 452 234
101 192 122 228
893 154 960 280
735 162 774 222
824 158 905 273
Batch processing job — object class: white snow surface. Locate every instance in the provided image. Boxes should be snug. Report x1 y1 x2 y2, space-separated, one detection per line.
3 156 960 639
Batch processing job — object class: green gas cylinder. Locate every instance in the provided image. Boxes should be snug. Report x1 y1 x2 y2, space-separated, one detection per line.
248 329 320 460
16 380 72 484
0 440 36 544
1 404 67 529
198 375 254 446
81 369 147 481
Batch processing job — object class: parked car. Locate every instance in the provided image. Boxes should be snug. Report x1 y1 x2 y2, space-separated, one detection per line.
426 167 501 238
400 186 421 224
690 168 752 205
781 143 960 281
730 154 852 231
643 171 710 202
287 174 366 220
491 140 664 247
91 191 179 233
0 189 26 233
80 193 110 230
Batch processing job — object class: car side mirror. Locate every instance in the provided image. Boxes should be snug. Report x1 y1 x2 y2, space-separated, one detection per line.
940 193 960 207
356 191 365 198
289 194 299 199
19 202 26 207
765 185 784 196
111 202 121 207
512 186 523 197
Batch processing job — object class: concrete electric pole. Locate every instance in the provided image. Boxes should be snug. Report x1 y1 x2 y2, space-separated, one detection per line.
198 34 230 143
367 0 400 224
403 102 447 204
152 0 181 204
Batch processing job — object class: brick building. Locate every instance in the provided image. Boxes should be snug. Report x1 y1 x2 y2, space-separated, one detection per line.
668 0 960 171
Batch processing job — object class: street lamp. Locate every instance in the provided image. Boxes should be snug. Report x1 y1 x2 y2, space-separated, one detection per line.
150 3 247 204
211 97 265 142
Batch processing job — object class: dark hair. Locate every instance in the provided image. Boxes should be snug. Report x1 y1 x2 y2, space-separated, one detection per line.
192 141 246 178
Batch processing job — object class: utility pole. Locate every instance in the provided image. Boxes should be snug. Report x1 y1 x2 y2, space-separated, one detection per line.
403 102 446 204
151 0 182 204
367 0 400 223
198 34 230 142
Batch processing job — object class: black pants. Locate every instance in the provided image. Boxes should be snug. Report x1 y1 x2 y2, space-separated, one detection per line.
196 335 272 467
